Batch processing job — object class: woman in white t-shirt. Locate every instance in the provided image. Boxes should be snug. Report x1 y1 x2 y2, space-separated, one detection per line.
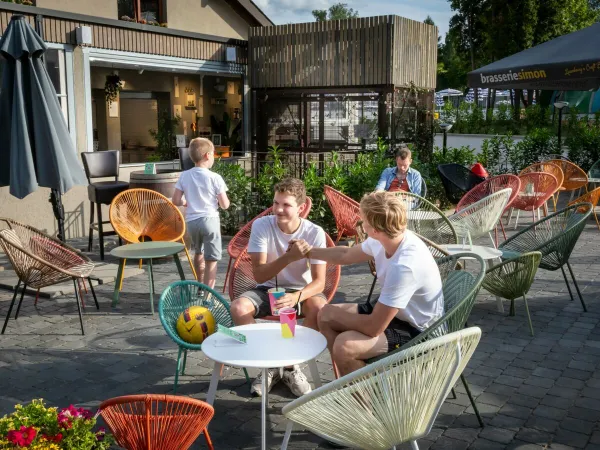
307 191 444 377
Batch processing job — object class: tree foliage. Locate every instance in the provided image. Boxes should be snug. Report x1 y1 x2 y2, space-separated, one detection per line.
312 3 359 21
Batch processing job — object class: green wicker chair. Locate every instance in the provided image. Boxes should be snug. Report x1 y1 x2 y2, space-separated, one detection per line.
499 203 593 312
482 252 542 336
158 280 249 393
366 253 487 427
393 191 458 245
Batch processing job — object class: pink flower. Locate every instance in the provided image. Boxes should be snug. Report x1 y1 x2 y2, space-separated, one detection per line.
7 426 37 447
96 427 106 442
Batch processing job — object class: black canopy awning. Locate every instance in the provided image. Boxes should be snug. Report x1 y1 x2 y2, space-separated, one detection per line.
468 22 600 91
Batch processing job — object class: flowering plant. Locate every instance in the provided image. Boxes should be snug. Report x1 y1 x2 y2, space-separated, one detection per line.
0 400 113 449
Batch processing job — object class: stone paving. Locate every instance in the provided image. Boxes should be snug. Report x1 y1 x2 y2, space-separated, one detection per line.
1 214 600 449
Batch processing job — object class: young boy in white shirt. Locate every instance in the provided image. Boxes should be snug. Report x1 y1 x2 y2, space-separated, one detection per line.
305 191 444 376
230 178 327 397
172 138 230 288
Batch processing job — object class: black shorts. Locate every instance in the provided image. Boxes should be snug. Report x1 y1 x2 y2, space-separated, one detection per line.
241 286 327 318
357 301 421 353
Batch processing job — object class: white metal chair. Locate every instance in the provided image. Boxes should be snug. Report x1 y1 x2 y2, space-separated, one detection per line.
280 327 482 450
447 188 512 248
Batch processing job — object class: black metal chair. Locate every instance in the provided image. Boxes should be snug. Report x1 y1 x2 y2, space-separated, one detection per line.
179 147 194 171
82 151 129 260
438 163 486 205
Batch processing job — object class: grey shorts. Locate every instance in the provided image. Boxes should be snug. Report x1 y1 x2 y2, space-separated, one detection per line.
240 286 327 318
186 217 222 260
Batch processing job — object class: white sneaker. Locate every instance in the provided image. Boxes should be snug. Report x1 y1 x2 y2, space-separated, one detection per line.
281 366 312 397
250 368 281 397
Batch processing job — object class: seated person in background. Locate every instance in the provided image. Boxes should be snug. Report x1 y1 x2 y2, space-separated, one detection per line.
306 191 443 376
229 178 327 397
375 144 423 196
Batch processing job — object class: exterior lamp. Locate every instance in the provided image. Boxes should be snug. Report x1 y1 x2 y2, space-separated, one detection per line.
554 101 569 150
439 123 453 156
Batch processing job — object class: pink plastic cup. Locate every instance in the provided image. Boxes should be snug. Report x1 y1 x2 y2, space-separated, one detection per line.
279 307 297 338
268 288 286 316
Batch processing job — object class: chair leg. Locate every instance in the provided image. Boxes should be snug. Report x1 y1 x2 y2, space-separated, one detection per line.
202 428 214 450
499 219 507 241
450 388 457 399
366 275 377 303
2 280 21 334
594 211 600 231
119 259 126 291
222 257 233 293
34 289 40 306
88 201 95 252
182 241 197 280
77 279 86 309
567 261 588 312
461 374 484 427
488 232 496 249
410 441 420 450
88 277 100 310
97 202 105 260
174 347 183 393
561 266 576 302
73 278 85 335
243 368 250 383
522 294 534 336
14 283 27 320
181 348 188 375
514 210 520 229
281 420 294 450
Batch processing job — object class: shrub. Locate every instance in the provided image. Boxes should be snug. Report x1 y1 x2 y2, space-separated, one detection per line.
480 134 519 175
213 159 250 235
566 117 600 171
513 128 559 172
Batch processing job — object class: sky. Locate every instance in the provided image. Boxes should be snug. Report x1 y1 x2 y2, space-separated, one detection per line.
253 0 453 39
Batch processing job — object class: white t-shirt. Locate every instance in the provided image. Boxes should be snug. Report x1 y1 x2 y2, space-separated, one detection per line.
361 230 444 331
247 216 326 290
174 167 228 222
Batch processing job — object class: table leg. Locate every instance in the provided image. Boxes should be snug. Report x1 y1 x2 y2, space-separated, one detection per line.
308 359 322 389
174 254 186 280
111 259 126 308
206 362 223 405
261 367 267 450
148 259 154 314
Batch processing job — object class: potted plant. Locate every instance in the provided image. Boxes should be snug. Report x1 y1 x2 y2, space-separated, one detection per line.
0 399 113 449
149 112 181 161
104 74 123 106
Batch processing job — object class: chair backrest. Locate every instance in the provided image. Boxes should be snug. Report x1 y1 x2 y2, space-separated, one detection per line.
227 198 312 260
324 185 360 240
393 191 458 245
179 147 195 171
159 281 234 349
569 186 600 208
519 162 564 191
513 172 559 210
456 174 521 212
81 150 120 181
109 188 186 244
228 233 341 304
438 163 486 204
482 251 542 300
541 154 570 162
500 203 593 270
547 159 588 191
589 159 600 179
99 394 214 450
282 328 481 449
421 177 428 199
448 188 513 239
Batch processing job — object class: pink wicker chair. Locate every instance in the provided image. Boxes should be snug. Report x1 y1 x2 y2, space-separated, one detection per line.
0 219 97 335
511 173 559 227
324 185 360 243
222 197 312 292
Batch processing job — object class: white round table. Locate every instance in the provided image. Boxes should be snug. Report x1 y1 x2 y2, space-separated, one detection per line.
202 323 327 450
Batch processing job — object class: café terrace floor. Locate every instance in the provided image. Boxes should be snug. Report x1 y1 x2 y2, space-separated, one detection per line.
1 211 600 449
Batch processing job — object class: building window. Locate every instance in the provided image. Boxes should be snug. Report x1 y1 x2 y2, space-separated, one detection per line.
118 0 163 23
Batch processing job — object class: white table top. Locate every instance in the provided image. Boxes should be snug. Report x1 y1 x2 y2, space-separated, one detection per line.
202 323 327 369
441 244 502 260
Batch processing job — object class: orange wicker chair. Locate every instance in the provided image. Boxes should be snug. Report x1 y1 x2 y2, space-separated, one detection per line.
228 233 341 320
547 159 589 203
99 394 215 450
520 162 564 211
0 219 98 335
511 173 559 227
324 185 360 243
109 188 196 280
569 187 600 230
222 197 312 293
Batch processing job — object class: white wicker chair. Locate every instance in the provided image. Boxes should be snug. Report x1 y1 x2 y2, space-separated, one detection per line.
280 327 482 450
447 188 512 248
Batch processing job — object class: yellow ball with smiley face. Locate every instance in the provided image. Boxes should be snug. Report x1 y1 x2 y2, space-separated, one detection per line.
176 306 216 344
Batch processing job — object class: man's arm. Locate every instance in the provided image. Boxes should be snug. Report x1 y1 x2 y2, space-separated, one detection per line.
172 188 186 207
375 168 389 191
324 302 399 338
250 240 311 284
412 170 422 196
274 263 326 310
308 243 373 266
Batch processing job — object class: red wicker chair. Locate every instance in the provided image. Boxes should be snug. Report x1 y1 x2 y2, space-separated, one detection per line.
99 394 215 450
324 185 360 243
222 197 312 292
228 233 340 321
511 173 559 226
456 174 521 243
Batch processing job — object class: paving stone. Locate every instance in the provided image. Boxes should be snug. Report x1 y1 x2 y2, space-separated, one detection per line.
478 426 515 444
499 403 533 419
515 427 553 445
431 436 471 450
532 405 567 420
525 415 560 432
443 427 480 443
540 395 574 410
468 438 506 450
554 428 591 448
524 375 556 388
560 417 596 435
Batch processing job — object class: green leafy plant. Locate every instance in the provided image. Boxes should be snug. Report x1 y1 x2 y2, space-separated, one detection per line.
0 399 113 449
210 112 242 152
566 115 600 171
254 145 289 213
513 128 559 172
212 159 250 235
104 74 123 106
149 112 181 161
480 134 519 175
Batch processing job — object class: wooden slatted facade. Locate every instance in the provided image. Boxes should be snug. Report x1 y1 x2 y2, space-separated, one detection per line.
0 8 247 64
249 15 437 89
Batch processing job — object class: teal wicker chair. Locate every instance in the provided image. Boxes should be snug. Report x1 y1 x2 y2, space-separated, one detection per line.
159 281 249 393
499 203 593 312
483 252 542 336
366 253 486 427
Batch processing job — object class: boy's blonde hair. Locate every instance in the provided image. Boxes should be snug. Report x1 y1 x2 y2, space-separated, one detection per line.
273 178 307 206
360 191 407 238
189 138 214 163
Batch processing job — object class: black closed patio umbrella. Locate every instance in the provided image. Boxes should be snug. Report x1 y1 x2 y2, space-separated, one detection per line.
0 15 87 241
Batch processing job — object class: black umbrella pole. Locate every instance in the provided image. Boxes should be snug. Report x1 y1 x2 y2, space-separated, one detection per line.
50 189 65 242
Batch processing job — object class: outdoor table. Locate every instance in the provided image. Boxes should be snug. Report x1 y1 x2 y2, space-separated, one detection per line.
110 241 186 314
203 323 327 450
441 244 505 312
